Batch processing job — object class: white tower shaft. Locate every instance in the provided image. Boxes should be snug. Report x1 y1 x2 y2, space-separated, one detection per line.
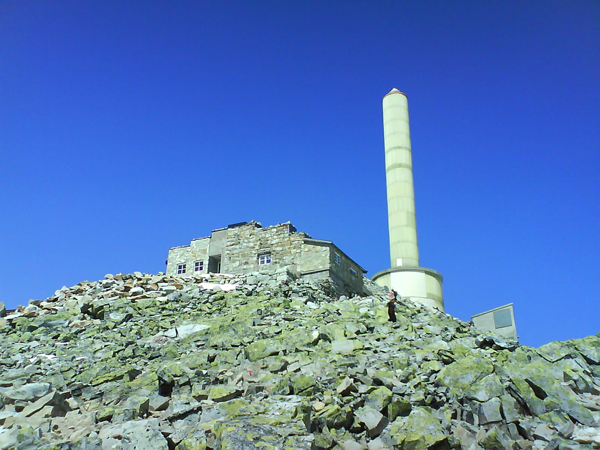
373 88 444 312
383 89 419 268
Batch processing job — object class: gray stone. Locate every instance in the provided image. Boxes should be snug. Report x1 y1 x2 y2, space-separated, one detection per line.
332 339 359 354
245 338 285 361
500 393 522 423
475 335 518 351
572 426 600 446
337 377 358 396
478 397 503 424
0 382 51 401
208 385 242 402
149 394 170 412
508 376 547 416
366 437 393 449
532 423 557 442
342 439 366 450
557 418 576 438
98 418 169 449
574 337 600 364
0 427 19 450
477 426 515 450
129 287 145 295
389 407 446 448
436 356 494 397
162 285 177 294
217 417 313 450
21 390 68 417
467 373 505 402
537 341 572 362
453 422 478 449
365 386 393 412
355 407 388 437
175 323 210 338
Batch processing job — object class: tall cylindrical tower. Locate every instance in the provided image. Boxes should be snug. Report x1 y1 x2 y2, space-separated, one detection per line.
383 88 419 268
373 88 445 311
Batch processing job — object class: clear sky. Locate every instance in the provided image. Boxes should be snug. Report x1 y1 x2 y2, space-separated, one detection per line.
1 1 598 348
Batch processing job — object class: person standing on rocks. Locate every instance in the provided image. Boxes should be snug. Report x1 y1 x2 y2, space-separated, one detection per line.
387 290 398 322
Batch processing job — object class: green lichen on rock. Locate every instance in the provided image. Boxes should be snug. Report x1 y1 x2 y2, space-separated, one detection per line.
90 365 135 385
364 386 393 412
389 407 446 449
209 385 242 402
1 271 599 449
245 338 285 361
436 355 494 396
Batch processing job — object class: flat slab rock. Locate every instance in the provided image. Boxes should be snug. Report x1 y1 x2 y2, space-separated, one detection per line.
98 418 169 450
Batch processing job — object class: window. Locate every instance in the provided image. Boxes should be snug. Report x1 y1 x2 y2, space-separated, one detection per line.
334 253 341 265
194 261 204 272
258 253 272 265
349 268 358 278
494 309 513 329
177 264 186 274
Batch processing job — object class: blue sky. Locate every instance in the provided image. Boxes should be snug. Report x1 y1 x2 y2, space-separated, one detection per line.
1 1 598 347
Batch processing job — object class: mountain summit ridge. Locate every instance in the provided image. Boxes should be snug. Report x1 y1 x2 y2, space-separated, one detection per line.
1 270 599 449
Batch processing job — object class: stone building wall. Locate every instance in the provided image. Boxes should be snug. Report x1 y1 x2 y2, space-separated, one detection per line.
222 222 309 275
297 240 364 294
167 237 210 276
327 243 364 294
166 221 365 295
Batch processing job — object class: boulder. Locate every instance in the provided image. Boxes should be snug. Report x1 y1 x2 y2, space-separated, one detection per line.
389 407 446 449
98 418 169 449
0 382 51 401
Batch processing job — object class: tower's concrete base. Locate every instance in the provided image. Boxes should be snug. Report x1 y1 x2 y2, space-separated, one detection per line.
372 267 444 312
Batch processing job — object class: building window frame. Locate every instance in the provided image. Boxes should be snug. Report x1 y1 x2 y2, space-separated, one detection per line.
349 267 358 278
194 261 204 272
258 253 272 265
494 309 513 329
334 252 341 265
177 263 187 274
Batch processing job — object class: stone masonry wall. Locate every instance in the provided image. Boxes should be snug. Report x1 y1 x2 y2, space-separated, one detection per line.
222 222 308 275
166 222 365 295
297 240 329 276
166 237 210 277
299 241 364 294
328 244 364 294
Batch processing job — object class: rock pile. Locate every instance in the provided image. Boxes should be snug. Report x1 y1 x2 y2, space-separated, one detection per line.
1 270 599 449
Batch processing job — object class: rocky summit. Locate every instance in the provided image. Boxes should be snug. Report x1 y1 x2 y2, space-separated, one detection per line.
1 270 599 450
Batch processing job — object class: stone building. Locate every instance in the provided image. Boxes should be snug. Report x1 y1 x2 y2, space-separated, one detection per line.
166 221 366 295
